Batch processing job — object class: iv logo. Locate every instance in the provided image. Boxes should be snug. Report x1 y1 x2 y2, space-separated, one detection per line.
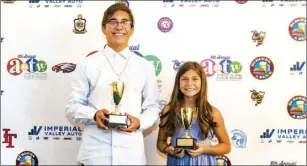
143 55 162 76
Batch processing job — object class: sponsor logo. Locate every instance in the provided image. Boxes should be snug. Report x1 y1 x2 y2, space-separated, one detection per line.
7 55 48 80
289 17 306 41
230 129 247 148
290 61 305 75
260 128 306 143
28 125 82 141
250 56 274 80
158 17 173 33
143 55 162 77
73 14 87 34
172 59 184 71
16 151 38 166
201 55 242 81
2 128 17 148
287 95 306 119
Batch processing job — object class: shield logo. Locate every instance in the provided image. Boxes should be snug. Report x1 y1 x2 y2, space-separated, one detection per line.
73 14 87 34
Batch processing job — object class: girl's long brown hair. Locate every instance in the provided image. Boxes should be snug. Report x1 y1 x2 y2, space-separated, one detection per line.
159 61 216 139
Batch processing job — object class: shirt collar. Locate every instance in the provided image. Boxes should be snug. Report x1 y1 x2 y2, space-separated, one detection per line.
104 44 130 60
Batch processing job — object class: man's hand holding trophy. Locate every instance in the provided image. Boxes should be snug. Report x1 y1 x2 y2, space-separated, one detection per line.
104 81 129 129
95 81 140 132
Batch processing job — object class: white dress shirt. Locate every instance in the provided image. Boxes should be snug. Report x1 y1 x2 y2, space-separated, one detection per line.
66 45 161 165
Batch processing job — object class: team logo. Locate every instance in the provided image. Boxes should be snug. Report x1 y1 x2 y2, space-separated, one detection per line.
287 95 306 119
250 56 274 80
251 30 266 47
2 128 17 148
52 63 76 73
16 151 38 166
216 155 231 166
289 17 306 41
158 17 173 33
230 129 247 148
250 89 265 106
236 0 248 4
73 14 87 34
143 55 162 76
172 59 184 71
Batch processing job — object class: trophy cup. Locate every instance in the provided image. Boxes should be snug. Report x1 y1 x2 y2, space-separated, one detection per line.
176 107 198 149
104 81 128 128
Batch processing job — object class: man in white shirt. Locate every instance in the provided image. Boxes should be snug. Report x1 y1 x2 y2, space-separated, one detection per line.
66 2 161 165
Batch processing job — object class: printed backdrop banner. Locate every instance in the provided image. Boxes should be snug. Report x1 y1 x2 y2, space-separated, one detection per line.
1 1 306 165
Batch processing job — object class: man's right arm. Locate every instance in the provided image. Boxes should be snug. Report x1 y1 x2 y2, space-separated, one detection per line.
66 61 97 125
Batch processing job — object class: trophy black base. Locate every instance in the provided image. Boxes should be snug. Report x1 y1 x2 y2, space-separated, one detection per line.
104 114 128 129
176 138 196 150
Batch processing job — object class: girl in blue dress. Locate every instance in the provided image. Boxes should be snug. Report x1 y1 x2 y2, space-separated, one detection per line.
157 61 231 165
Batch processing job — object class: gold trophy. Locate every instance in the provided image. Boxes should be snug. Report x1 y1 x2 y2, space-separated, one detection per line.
176 107 198 149
104 81 128 128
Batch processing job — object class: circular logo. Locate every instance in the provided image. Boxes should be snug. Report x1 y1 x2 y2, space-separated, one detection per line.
201 59 216 77
287 95 306 119
143 55 162 76
230 129 247 148
16 151 38 166
236 0 248 4
289 17 306 41
250 56 274 80
216 155 231 166
230 61 242 74
158 17 173 33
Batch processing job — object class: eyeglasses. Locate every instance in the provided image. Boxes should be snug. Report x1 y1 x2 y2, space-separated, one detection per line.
107 20 132 29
